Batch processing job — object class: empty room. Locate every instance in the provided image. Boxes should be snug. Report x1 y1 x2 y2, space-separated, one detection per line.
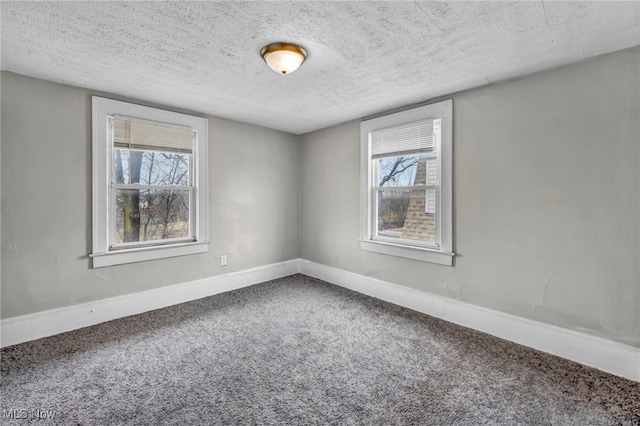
1 1 639 424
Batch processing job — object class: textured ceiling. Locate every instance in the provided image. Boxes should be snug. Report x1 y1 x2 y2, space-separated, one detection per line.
2 1 639 134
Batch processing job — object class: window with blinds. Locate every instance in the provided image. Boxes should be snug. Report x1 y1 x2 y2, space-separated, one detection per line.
360 100 453 266
91 96 208 268
371 118 440 246
110 116 195 247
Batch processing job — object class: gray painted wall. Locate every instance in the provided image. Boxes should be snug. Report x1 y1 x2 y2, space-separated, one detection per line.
300 47 640 347
1 72 299 318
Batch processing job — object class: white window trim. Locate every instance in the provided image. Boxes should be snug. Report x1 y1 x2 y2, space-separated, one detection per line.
91 97 209 268
360 100 454 266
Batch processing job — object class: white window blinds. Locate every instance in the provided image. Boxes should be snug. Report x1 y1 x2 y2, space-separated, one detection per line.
370 119 434 159
113 116 194 154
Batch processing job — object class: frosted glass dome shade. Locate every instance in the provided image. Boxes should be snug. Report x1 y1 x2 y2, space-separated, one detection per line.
260 43 307 75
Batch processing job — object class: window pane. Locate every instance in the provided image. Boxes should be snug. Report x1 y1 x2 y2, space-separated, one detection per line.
114 189 191 244
377 189 436 244
115 149 190 186
378 155 419 187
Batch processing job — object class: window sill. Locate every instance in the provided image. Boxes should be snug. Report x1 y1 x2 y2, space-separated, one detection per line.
91 241 209 268
359 239 454 266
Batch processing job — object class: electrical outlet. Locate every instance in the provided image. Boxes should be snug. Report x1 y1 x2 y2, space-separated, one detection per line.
220 255 227 266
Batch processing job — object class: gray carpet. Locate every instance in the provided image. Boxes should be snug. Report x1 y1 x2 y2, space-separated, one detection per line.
1 274 639 425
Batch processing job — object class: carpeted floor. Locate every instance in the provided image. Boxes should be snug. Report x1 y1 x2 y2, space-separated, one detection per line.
1 274 639 425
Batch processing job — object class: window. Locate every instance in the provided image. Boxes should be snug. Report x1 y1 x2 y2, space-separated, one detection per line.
92 97 208 268
360 100 454 266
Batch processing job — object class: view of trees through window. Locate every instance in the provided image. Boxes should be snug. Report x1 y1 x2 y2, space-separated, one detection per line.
114 149 191 245
376 153 437 244
377 155 418 230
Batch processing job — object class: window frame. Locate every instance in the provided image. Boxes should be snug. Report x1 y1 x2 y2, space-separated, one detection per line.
360 100 454 266
91 97 209 268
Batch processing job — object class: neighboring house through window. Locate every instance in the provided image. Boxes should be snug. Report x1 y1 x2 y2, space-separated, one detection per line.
360 100 454 266
91 97 208 268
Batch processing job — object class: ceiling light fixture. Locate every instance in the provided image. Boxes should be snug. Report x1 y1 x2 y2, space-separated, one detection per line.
260 42 307 75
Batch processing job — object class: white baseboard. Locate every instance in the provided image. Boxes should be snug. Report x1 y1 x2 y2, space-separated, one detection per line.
298 259 640 382
3 257 638 382
0 259 299 348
